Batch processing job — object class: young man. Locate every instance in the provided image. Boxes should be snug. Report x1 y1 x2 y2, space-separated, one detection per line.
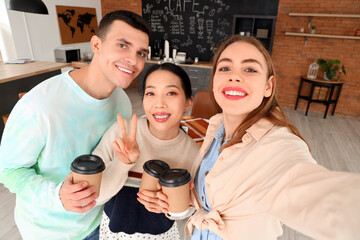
0 10 150 240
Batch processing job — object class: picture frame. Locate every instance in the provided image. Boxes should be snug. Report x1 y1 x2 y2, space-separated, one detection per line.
256 29 268 38
56 6 98 44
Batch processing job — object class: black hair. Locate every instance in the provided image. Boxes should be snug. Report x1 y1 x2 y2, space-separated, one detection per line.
141 63 192 99
96 10 151 40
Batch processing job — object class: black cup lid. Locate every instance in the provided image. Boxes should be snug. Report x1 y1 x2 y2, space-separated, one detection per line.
70 154 105 175
159 169 191 187
143 160 170 178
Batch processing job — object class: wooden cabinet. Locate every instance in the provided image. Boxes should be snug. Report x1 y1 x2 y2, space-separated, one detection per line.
232 15 277 54
137 61 212 97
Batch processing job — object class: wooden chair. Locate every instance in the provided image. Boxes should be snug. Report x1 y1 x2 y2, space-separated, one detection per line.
191 90 221 119
2 92 27 125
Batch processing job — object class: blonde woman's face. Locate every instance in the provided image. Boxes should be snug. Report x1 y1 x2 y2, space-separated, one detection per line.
212 42 273 121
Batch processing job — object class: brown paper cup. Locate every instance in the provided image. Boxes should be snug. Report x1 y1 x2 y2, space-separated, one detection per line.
139 171 159 192
162 183 190 216
159 169 191 217
72 171 103 195
70 154 105 195
139 160 170 192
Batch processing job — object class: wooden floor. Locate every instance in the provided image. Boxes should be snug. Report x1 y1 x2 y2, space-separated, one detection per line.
0 88 359 240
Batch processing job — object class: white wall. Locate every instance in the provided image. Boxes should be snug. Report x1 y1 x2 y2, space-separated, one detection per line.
1 0 102 62
0 0 17 61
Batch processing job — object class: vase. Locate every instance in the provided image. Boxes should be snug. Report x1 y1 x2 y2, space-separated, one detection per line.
324 72 330 81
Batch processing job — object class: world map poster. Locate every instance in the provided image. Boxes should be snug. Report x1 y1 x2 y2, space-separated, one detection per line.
56 5 98 44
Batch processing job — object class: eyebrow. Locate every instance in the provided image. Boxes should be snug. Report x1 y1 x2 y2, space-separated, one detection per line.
116 38 149 53
145 85 180 89
218 57 263 69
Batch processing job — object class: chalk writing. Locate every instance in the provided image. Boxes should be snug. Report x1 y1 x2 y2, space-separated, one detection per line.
143 0 232 61
143 3 153 14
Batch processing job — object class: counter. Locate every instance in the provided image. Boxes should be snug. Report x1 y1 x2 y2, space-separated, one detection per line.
71 59 213 91
0 61 70 84
137 60 213 96
71 59 212 70
145 58 212 69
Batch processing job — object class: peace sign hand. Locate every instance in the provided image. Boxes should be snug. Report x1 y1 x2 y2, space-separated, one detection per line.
112 114 140 164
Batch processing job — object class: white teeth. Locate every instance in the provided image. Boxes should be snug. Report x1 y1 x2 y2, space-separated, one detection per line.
118 67 134 74
154 114 170 119
224 90 246 96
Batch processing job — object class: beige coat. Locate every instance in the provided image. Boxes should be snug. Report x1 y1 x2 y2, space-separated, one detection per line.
186 114 360 240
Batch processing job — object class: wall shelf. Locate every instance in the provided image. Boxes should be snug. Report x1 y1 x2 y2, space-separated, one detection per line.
286 13 360 45
289 13 360 18
285 32 360 40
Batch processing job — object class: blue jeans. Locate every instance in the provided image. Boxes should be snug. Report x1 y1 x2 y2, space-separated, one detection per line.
83 225 99 240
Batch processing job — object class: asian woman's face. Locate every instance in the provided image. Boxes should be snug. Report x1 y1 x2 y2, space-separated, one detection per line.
143 70 192 140
212 41 273 121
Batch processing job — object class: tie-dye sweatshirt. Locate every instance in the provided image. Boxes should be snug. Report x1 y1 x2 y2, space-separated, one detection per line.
0 71 132 239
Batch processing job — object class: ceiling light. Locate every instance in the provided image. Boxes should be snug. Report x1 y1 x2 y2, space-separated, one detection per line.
7 0 49 15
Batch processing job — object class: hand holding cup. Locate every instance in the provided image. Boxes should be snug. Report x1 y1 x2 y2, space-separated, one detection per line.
60 153 106 214
137 182 195 215
59 173 98 213
137 186 168 214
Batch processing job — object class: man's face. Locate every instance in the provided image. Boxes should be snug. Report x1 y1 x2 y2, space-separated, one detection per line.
95 20 149 89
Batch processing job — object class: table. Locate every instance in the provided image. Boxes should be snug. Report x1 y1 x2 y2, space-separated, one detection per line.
181 116 209 146
294 75 344 118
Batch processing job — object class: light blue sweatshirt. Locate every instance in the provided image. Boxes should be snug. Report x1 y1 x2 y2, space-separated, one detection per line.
0 71 132 239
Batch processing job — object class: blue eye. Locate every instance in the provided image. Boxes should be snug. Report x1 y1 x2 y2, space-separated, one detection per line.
118 43 126 48
219 67 229 71
138 52 146 58
245 68 257 73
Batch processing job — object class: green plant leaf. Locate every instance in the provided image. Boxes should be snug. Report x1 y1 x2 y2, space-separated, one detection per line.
327 70 336 80
318 59 345 80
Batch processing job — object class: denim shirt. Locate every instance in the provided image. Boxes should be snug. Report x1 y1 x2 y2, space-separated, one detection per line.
192 124 229 240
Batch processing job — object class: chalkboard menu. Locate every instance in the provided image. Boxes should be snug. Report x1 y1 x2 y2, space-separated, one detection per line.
142 0 279 61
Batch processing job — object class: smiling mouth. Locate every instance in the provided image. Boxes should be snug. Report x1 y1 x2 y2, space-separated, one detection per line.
117 66 134 74
153 114 170 119
224 90 247 96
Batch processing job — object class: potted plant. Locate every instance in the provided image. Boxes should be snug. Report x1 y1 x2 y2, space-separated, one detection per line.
317 59 346 81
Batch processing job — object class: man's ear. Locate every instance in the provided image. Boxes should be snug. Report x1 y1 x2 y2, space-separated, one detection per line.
91 35 101 55
264 75 274 98
184 96 193 113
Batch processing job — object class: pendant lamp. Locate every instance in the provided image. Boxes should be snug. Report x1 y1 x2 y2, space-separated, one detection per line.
7 0 49 15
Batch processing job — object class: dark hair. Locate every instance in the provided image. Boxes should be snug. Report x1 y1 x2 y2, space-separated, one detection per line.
141 63 192 100
96 10 150 40
210 35 309 150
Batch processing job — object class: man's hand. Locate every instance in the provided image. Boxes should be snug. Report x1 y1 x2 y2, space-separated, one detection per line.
59 173 98 213
112 114 140 164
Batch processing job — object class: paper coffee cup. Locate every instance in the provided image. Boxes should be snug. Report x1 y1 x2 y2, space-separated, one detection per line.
159 169 191 217
70 154 105 195
139 160 170 192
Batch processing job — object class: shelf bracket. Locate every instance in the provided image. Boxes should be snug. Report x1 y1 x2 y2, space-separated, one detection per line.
304 36 308 46
308 16 312 27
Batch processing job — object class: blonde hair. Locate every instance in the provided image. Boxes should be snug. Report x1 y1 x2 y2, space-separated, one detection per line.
209 35 309 150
